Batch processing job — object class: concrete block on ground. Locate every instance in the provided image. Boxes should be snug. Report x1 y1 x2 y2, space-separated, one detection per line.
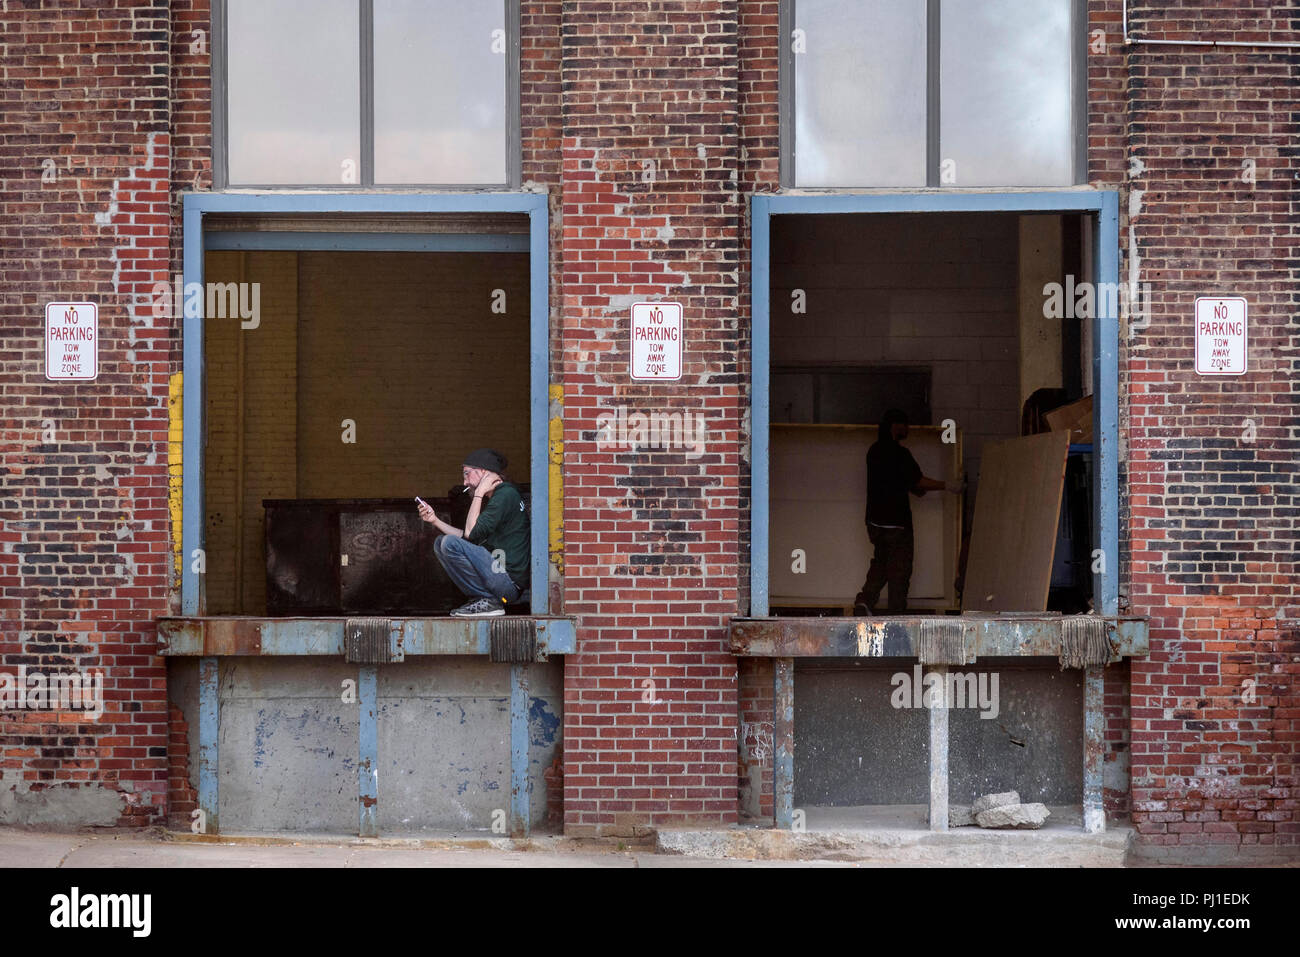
972 791 1019 815
975 803 1051 830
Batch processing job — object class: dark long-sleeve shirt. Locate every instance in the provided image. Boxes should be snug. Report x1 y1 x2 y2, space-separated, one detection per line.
865 441 922 529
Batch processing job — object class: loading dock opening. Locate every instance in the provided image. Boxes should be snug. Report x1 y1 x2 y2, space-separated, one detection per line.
740 191 1146 834
168 193 569 838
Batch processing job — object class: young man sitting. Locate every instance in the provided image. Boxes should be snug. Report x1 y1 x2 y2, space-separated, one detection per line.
417 448 529 618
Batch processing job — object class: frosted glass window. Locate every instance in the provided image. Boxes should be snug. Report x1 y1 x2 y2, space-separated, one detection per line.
939 0 1074 187
227 0 360 185
794 0 926 187
374 0 508 184
789 0 1077 187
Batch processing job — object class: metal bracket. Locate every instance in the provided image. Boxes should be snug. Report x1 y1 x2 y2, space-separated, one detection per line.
1060 615 1112 669
490 618 539 663
345 618 403 664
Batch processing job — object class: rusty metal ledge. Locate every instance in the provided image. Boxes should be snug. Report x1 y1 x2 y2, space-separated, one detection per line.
157 616 577 659
728 615 1148 662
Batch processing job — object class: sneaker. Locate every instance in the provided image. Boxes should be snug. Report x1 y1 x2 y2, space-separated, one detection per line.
450 597 505 618
852 602 871 617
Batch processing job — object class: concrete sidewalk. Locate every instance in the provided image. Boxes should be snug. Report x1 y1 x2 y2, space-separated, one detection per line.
0 827 860 868
5 821 1286 868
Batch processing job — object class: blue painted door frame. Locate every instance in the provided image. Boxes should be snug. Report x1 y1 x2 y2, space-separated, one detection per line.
749 191 1121 617
180 191 550 616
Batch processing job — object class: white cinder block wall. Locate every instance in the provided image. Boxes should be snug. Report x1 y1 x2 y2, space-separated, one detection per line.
771 212 1028 513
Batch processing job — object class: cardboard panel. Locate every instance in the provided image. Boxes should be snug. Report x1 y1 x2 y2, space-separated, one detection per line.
1045 394 1093 443
962 430 1070 611
769 424 960 609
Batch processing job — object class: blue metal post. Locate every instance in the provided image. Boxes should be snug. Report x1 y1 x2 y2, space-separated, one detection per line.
358 665 378 837
1095 191 1121 616
751 196 771 617
181 197 205 615
529 200 549 614
197 656 219 834
509 662 531 836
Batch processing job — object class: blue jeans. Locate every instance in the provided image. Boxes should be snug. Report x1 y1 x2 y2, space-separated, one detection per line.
434 535 520 603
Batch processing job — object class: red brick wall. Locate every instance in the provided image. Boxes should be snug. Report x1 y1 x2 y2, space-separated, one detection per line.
1 0 174 825
734 0 779 825
166 703 198 829
1091 1 1299 850
1128 1 1299 851
559 0 743 835
169 0 213 298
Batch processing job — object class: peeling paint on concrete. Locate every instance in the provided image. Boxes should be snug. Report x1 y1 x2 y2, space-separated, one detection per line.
528 696 560 748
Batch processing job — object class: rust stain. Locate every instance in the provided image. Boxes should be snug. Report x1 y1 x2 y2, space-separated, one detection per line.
206 619 263 656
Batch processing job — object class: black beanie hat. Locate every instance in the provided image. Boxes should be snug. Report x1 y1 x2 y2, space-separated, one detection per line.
463 448 508 473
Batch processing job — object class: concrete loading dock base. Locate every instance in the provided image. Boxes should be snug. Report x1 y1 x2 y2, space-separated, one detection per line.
730 614 1149 835
160 616 576 838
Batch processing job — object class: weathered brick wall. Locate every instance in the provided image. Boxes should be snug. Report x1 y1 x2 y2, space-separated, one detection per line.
1109 1 1299 854
1 0 174 825
559 0 744 835
734 0 780 824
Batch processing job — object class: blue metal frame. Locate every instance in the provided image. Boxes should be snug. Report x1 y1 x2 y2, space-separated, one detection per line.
181 192 550 616
749 190 1121 617
157 616 577 657
358 665 378 837
509 662 530 836
205 232 529 253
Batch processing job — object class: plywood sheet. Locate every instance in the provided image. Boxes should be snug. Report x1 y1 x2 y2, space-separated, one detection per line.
962 431 1070 612
769 424 961 609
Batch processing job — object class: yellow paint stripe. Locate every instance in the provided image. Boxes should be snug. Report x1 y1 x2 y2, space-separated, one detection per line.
168 371 183 588
548 383 563 574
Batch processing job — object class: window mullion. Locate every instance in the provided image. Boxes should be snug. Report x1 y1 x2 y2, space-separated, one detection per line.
360 0 374 186
926 0 940 187
214 0 228 190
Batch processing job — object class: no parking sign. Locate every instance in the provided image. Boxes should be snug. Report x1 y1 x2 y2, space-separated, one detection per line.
1195 297 1247 376
630 301 682 380
45 302 98 381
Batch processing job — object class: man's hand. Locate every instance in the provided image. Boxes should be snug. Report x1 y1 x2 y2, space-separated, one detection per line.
417 500 438 524
474 473 502 498
944 480 964 494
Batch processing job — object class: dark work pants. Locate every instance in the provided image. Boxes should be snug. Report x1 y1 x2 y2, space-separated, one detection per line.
855 524 914 613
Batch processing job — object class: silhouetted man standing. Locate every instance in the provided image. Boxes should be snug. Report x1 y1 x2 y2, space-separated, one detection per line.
853 410 959 615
